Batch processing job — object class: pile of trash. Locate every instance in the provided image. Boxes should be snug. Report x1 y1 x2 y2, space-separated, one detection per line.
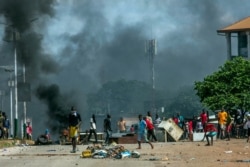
80 144 140 159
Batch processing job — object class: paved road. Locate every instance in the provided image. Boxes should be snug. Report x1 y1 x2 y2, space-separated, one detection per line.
0 143 166 167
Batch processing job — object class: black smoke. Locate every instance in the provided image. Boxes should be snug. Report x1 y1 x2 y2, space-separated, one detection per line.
35 84 73 133
0 0 250 138
0 0 63 137
0 0 58 81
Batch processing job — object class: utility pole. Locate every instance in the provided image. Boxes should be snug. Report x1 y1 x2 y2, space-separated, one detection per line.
8 78 14 138
22 64 27 139
145 39 157 112
13 30 19 138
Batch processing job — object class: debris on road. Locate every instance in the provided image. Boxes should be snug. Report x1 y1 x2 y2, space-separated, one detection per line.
80 144 140 159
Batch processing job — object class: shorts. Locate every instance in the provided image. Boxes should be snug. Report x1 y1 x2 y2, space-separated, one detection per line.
137 132 149 142
207 131 217 137
226 125 232 132
69 126 79 138
219 124 226 130
248 128 250 137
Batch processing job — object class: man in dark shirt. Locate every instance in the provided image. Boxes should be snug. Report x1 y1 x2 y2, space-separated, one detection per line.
103 114 112 144
234 109 243 138
68 106 81 153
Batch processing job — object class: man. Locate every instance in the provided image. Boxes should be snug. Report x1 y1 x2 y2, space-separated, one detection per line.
246 114 250 143
137 114 153 149
145 116 157 142
204 123 217 146
217 108 228 139
68 106 81 153
243 111 250 138
117 117 126 133
104 114 112 144
177 112 184 139
234 109 243 138
0 111 4 139
200 109 208 141
177 113 184 129
3 114 10 139
87 114 98 143
154 114 161 128
200 109 208 130
225 111 233 141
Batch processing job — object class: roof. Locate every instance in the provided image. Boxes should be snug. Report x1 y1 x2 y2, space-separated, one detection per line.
217 16 250 33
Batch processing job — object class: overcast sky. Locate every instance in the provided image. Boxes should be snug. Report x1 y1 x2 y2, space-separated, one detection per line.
0 0 250 136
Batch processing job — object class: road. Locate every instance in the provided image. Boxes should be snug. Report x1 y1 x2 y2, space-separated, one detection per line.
0 143 166 167
1 139 249 167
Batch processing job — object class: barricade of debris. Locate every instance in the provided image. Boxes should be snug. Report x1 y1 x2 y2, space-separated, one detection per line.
80 143 140 159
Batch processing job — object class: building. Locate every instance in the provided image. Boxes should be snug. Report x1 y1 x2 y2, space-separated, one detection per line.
217 16 250 60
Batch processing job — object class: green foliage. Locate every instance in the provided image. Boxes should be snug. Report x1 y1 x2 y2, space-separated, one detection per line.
194 57 250 111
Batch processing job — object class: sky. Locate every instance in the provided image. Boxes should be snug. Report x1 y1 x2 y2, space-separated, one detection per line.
0 0 250 138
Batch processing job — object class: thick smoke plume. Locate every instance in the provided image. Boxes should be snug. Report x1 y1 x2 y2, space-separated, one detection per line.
0 0 250 138
36 84 72 133
0 0 64 136
0 0 58 82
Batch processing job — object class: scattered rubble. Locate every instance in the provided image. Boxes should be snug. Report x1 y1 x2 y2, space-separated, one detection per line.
80 143 140 159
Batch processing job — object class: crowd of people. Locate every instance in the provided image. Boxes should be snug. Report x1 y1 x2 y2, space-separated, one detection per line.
66 107 162 152
2 105 249 153
170 108 250 146
66 105 250 152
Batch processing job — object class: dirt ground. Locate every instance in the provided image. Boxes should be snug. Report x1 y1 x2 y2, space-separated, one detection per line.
133 138 250 167
0 138 250 167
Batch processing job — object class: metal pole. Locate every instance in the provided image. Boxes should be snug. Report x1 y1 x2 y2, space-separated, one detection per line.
23 64 27 139
14 47 18 138
9 81 13 137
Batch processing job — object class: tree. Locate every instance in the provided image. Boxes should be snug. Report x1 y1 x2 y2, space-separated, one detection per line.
194 57 250 111
86 79 165 116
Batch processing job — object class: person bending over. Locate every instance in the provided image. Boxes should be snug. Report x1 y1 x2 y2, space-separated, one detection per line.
204 123 217 146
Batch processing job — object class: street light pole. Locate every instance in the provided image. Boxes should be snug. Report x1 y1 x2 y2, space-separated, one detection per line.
8 79 14 137
23 64 26 124
14 46 19 138
22 64 27 139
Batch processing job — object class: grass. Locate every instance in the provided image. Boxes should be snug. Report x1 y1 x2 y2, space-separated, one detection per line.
0 140 16 149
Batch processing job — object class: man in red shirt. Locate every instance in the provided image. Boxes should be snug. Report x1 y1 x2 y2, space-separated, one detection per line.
173 115 178 125
200 109 208 130
200 109 208 141
145 116 157 142
188 120 193 141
